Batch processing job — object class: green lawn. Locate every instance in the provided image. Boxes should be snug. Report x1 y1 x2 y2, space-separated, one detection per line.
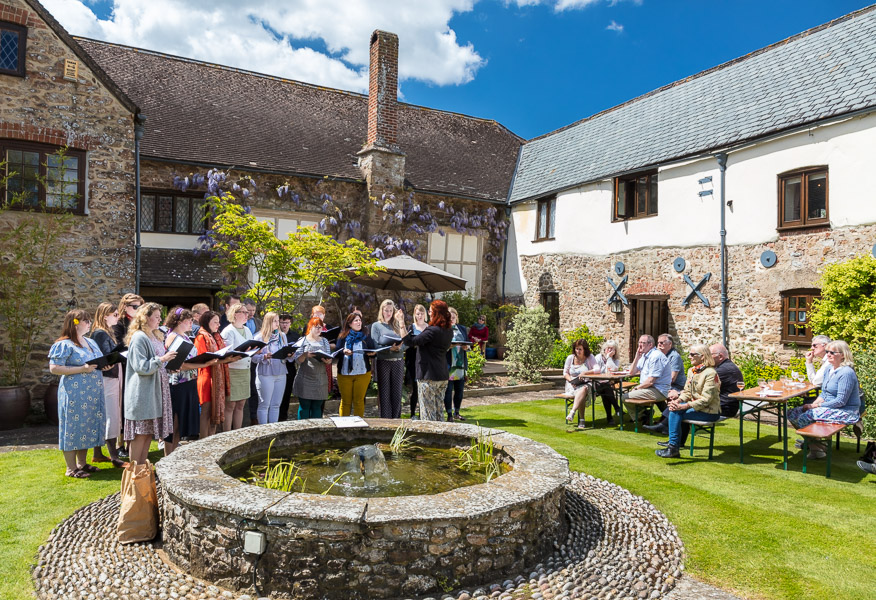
2 404 874 600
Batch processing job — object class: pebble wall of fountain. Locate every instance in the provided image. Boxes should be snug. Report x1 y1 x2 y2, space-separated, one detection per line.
156 419 571 599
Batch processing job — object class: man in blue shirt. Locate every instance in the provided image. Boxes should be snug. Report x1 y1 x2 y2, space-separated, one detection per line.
643 333 687 434
623 334 672 425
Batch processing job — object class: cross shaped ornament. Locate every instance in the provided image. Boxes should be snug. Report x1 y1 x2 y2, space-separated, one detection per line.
682 273 711 307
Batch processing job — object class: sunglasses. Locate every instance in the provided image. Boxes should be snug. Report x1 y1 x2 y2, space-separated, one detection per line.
824 350 839 355
129 304 141 310
689 352 702 357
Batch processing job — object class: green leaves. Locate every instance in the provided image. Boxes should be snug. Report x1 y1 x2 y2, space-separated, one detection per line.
809 254 876 345
505 306 555 382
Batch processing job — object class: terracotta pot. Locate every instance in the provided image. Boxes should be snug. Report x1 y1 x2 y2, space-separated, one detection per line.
495 346 506 360
0 385 31 430
44 383 59 426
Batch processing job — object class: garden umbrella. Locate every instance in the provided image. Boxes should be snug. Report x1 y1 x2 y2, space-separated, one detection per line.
349 254 467 293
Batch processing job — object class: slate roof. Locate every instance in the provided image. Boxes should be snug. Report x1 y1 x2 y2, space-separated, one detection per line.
75 39 522 202
140 248 223 288
509 5 876 203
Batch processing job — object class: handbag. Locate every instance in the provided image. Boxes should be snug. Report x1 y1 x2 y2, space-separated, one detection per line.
117 460 159 544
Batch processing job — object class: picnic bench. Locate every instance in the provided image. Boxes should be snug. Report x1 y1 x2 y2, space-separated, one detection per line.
796 401 866 478
561 380 636 429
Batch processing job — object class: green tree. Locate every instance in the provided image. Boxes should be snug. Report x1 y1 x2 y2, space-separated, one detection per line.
205 192 380 327
809 254 876 345
505 306 554 383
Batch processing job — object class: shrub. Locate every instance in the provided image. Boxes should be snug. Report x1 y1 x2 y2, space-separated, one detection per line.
467 345 486 386
505 306 554 382
853 346 876 440
547 324 604 368
809 255 876 346
423 291 498 345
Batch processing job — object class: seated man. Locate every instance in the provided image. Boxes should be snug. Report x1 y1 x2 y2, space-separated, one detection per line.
805 335 831 386
709 343 744 418
643 333 687 434
623 335 671 425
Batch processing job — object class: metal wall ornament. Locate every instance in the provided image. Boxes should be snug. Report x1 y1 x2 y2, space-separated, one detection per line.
614 261 625 276
682 272 711 307
607 274 628 308
871 243 876 258
673 257 686 273
760 250 777 268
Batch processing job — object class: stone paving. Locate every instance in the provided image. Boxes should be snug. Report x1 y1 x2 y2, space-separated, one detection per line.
14 383 743 599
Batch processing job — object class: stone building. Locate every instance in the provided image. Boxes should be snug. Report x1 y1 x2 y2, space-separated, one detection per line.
76 31 521 310
503 5 876 360
0 0 139 389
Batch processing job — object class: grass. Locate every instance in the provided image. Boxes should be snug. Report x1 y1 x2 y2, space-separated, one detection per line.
2 403 874 600
465 399 876 600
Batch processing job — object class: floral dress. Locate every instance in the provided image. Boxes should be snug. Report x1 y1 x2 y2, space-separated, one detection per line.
48 338 106 451
123 336 173 441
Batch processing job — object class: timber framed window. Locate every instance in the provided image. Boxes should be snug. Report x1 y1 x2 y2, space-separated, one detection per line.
0 21 26 77
614 171 657 221
141 191 209 234
1 141 86 213
778 167 828 230
781 289 820 344
429 231 482 295
535 196 556 241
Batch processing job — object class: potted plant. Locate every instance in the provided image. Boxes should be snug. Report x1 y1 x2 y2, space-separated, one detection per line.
0 151 75 429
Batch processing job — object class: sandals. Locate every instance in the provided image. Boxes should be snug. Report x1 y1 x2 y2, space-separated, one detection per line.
65 468 90 478
566 412 575 423
110 458 128 468
454 413 466 422
91 454 111 463
79 464 99 473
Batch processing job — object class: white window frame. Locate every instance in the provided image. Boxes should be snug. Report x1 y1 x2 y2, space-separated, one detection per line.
428 231 482 296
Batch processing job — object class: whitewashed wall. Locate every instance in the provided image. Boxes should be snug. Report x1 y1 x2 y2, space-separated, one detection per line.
507 110 876 293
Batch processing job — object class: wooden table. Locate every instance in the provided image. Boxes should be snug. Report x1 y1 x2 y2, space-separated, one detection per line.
586 372 636 431
729 382 817 470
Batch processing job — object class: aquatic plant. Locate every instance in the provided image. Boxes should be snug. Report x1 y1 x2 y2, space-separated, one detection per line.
455 426 502 483
385 424 421 453
242 439 306 492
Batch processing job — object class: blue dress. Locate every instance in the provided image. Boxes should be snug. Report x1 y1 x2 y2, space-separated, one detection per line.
48 338 106 451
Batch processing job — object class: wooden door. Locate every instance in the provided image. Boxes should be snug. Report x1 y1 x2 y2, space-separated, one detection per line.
630 299 668 356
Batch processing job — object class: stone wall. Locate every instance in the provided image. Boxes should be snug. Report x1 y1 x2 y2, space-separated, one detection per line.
0 0 135 399
157 420 570 600
520 223 876 362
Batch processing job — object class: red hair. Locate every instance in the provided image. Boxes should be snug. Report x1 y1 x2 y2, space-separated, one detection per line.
305 316 325 335
428 300 451 329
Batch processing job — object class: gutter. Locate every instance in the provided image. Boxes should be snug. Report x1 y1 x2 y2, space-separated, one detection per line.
502 144 525 304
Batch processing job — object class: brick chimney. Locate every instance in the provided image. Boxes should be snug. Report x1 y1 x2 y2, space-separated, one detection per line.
358 30 405 193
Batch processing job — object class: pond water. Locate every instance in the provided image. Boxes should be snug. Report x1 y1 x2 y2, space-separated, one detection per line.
223 441 509 497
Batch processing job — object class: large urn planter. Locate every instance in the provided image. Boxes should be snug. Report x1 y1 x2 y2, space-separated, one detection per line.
0 385 31 430
44 383 59 426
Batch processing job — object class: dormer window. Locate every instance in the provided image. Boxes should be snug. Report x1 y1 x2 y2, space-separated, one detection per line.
614 170 658 221
0 21 27 77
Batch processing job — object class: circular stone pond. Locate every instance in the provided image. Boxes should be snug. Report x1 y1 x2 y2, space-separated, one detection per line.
156 419 571 599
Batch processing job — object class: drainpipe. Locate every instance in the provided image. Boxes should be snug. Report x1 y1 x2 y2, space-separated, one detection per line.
502 145 524 305
716 152 729 350
134 114 146 294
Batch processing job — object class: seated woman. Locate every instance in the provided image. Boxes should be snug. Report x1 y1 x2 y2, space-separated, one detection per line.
468 314 489 354
788 340 862 460
589 340 620 425
656 343 720 458
564 339 598 428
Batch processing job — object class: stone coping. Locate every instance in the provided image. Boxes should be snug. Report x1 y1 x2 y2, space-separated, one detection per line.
156 419 570 524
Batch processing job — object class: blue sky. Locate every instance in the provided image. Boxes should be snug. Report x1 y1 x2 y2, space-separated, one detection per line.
49 0 874 139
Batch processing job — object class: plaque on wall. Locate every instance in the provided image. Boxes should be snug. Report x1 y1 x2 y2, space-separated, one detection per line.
673 257 686 273
614 261 625 276
760 250 777 268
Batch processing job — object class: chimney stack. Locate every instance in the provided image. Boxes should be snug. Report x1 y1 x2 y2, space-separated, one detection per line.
366 30 399 149
358 30 405 194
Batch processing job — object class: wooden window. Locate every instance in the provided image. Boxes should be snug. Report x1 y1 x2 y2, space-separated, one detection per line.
541 291 560 331
141 190 209 234
781 290 819 344
778 167 828 230
535 196 555 241
614 171 657 221
1 141 86 213
0 21 26 77
429 232 482 295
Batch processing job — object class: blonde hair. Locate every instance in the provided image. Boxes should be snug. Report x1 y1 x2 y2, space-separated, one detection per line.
826 340 854 367
226 303 247 322
689 343 715 368
377 299 395 325
125 302 163 346
448 307 459 320
191 303 209 316
413 304 427 320
91 302 118 344
602 340 619 355
259 311 280 342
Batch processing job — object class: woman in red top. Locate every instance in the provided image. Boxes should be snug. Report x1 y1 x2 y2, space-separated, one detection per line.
194 310 237 438
468 314 489 354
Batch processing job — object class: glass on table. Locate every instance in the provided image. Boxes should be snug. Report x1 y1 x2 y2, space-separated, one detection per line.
757 378 767 391
737 381 746 392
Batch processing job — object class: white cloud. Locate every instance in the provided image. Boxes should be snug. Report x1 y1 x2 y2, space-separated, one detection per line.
509 0 641 11
42 0 484 92
606 20 624 32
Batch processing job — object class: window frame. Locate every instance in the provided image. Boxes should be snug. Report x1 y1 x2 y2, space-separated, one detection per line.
0 21 27 77
540 290 560 332
613 170 658 222
534 196 556 242
777 167 829 231
1 140 86 214
140 189 210 235
428 231 482 296
780 289 820 345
